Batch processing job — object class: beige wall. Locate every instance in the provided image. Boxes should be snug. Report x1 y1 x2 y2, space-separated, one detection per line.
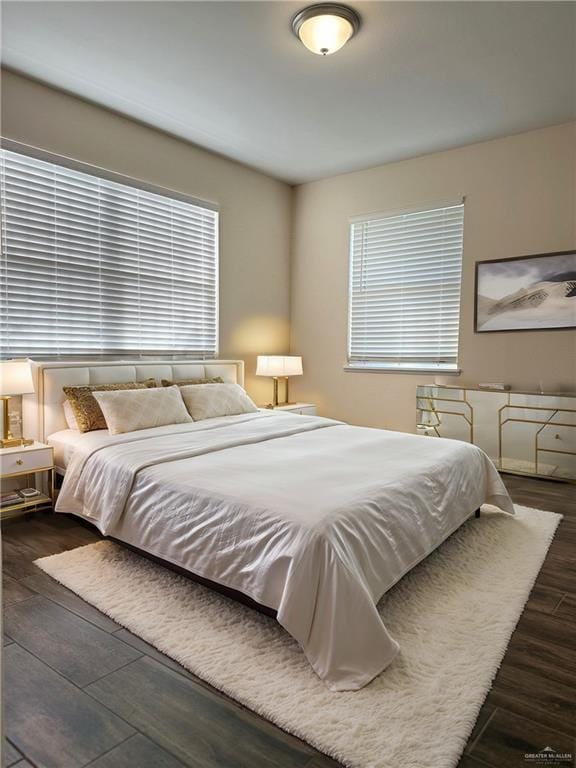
1 70 292 403
3 73 575 429
291 123 576 431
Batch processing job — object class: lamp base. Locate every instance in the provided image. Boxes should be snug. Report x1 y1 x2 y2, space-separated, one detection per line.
278 376 292 406
1 437 34 448
1 394 34 448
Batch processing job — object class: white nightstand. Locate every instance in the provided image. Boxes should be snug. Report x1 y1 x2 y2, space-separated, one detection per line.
0 441 55 519
273 403 317 416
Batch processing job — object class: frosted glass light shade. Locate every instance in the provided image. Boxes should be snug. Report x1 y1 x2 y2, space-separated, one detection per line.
256 356 303 377
0 359 35 396
292 4 360 56
299 14 353 55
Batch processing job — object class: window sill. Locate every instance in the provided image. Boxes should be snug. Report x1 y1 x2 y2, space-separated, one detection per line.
344 365 462 376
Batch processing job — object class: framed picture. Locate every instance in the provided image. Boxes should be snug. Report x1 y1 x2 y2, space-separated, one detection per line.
475 250 576 333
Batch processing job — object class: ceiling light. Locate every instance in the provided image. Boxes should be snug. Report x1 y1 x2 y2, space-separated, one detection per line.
291 3 361 56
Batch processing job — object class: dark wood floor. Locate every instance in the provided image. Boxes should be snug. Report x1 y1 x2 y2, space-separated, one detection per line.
2 474 575 768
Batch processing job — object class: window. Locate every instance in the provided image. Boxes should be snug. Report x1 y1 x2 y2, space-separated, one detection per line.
0 145 218 358
348 203 464 372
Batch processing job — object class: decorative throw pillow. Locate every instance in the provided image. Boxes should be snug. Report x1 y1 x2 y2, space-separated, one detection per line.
161 376 224 387
93 385 192 435
63 379 157 433
62 399 79 431
180 383 258 421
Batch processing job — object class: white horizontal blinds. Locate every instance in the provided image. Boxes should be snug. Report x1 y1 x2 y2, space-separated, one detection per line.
349 204 464 370
0 149 218 357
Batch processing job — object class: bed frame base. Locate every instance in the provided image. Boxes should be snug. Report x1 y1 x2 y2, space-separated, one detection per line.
115 538 278 619
66 507 483 621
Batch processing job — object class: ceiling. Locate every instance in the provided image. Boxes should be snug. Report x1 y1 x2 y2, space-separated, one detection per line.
2 1 575 184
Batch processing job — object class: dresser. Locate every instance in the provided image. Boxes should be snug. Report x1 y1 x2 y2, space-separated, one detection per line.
417 385 576 482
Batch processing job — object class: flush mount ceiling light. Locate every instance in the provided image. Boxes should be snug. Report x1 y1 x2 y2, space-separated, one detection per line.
291 3 361 56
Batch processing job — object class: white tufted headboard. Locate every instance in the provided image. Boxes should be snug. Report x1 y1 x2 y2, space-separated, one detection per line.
22 359 245 442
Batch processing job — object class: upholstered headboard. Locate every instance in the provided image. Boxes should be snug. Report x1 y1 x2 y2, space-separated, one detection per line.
22 359 245 442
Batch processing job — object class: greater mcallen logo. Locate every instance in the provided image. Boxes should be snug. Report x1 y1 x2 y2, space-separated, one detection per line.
524 746 573 765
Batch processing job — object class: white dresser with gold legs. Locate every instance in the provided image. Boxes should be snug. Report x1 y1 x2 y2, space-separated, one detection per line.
417 385 576 482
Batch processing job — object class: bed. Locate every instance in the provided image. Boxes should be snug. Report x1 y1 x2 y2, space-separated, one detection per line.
25 359 514 691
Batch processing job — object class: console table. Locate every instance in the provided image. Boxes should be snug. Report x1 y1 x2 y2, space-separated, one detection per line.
416 385 576 482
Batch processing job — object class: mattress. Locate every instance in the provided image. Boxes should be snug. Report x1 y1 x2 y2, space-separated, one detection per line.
47 429 100 472
55 410 514 691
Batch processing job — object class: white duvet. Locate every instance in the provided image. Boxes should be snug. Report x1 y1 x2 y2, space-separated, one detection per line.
56 410 514 691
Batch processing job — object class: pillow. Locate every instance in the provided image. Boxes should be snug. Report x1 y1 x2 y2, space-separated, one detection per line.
180 383 258 421
62 399 79 431
161 376 224 387
93 385 192 435
63 379 157 433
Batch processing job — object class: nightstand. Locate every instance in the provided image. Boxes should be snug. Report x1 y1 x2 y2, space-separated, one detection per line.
273 403 317 416
0 442 55 519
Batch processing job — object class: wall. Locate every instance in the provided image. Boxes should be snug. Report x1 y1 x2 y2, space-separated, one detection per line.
3 72 575 430
1 70 292 403
290 123 576 431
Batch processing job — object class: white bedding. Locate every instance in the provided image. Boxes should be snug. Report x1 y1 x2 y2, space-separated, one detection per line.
56 411 514 691
48 428 98 471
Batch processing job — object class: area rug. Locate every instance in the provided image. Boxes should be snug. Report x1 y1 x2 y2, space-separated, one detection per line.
35 505 561 768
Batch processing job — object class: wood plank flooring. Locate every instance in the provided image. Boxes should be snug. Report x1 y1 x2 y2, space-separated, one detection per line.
2 475 574 768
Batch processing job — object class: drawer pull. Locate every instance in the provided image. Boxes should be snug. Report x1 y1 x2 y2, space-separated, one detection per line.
16 459 23 466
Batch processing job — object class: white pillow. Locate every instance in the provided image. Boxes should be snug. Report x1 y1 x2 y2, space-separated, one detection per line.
62 399 79 430
180 383 258 421
93 386 192 435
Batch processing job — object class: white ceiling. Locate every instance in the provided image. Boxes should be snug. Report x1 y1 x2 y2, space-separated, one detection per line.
2 1 575 184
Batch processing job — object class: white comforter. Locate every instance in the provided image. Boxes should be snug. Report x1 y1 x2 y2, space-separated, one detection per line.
56 411 514 691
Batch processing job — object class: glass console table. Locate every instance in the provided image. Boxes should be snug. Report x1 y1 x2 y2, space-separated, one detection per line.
416 385 576 482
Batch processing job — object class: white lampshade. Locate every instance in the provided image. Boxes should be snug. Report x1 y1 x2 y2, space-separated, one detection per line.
0 359 35 396
256 356 303 377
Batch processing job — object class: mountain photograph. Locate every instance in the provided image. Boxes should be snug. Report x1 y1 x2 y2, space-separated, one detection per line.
476 251 576 332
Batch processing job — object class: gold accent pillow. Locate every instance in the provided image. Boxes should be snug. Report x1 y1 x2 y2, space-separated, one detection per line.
161 376 224 387
63 379 157 433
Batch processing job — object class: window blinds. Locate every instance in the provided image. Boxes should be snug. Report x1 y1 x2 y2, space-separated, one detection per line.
348 203 464 371
0 148 218 358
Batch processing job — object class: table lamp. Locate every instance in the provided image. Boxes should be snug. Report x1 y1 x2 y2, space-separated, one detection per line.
256 356 303 408
0 359 35 447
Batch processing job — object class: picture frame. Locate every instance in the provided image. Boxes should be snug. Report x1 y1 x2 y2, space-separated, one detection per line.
474 250 576 333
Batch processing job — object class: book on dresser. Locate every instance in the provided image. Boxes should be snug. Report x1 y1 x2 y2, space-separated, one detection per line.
0 491 22 507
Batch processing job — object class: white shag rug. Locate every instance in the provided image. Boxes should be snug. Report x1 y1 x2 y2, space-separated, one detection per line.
35 505 560 768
